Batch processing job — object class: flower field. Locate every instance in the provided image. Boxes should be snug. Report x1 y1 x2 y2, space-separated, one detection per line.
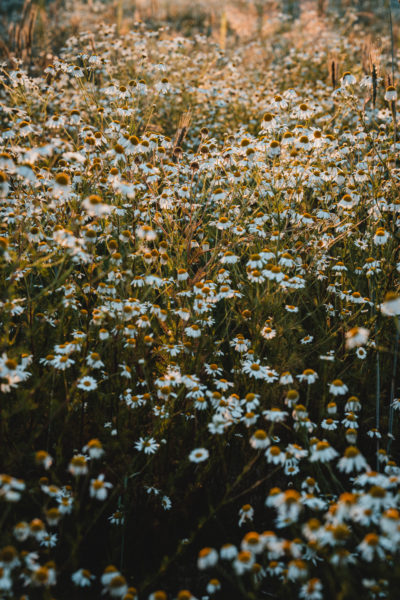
1 2 400 598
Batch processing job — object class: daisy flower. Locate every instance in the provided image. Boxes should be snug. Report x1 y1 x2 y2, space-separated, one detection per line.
280 371 294 385
341 71 356 86
35 450 53 470
242 359 268 380
71 569 95 587
241 411 258 427
285 305 299 313
265 446 286 465
90 474 113 501
297 369 318 384
329 379 348 396
263 408 287 423
220 543 238 560
68 455 88 477
357 533 386 562
321 418 338 431
299 579 323 600
345 327 370 349
385 85 397 101
185 324 202 338
189 448 209 463
197 548 218 570
82 194 113 218
77 376 98 391
238 503 254 526
232 551 255 575
260 325 277 340
337 447 369 473
206 579 221 594
373 228 390 245
83 438 104 459
356 347 367 359
250 429 270 449
309 440 338 463
380 292 400 316
134 437 159 455
106 574 128 598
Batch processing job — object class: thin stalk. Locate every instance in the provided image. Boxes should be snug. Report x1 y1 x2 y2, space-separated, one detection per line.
388 317 400 453
375 336 381 472
371 284 381 471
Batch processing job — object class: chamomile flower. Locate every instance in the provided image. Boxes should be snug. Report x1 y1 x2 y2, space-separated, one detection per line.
206 578 221 594
232 551 255 575
341 71 356 86
373 228 390 245
263 408 287 423
68 455 88 477
309 440 338 463
250 429 270 449
185 324 202 338
385 85 397 101
380 292 400 316
197 548 218 570
345 327 370 349
280 371 294 385
238 503 254 526
90 474 113 500
83 438 104 459
35 450 53 470
82 194 113 218
356 347 367 359
260 325 277 340
134 437 159 455
72 568 95 587
297 369 318 384
337 446 369 473
329 379 348 396
77 376 98 391
265 446 286 465
189 448 209 463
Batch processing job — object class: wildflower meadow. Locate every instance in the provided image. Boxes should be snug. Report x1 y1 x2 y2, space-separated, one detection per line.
1 0 400 598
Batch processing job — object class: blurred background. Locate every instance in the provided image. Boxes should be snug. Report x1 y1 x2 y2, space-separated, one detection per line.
0 0 399 65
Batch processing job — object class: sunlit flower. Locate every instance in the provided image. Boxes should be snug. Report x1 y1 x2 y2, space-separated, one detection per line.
345 327 370 349
385 85 397 101
380 292 400 316
341 71 356 86
82 194 113 217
